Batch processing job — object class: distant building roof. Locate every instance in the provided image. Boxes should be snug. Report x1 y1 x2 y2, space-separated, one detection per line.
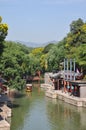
49 70 83 80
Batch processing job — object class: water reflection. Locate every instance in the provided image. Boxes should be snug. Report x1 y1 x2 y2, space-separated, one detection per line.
46 98 86 130
11 86 86 130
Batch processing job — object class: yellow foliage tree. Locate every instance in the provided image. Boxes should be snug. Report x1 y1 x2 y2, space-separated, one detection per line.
0 16 8 55
31 47 44 57
0 16 8 42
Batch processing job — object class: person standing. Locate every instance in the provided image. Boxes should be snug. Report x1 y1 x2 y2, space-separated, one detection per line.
70 84 74 96
67 82 70 94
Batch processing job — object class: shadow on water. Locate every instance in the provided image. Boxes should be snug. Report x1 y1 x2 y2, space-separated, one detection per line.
8 91 26 108
12 103 20 108
13 92 26 98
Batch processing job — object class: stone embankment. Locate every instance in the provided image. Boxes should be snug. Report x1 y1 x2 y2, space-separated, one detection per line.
0 104 11 130
41 83 86 108
0 89 17 130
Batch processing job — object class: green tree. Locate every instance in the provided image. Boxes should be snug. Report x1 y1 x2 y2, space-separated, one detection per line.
43 43 54 54
64 18 86 76
47 44 65 71
40 54 48 72
0 41 31 90
70 18 84 34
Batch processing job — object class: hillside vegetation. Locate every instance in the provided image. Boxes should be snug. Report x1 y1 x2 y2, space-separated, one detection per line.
0 17 86 90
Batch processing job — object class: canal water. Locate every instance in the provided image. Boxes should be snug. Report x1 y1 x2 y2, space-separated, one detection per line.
10 85 86 130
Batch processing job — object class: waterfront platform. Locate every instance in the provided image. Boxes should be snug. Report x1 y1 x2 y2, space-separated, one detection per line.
45 89 86 107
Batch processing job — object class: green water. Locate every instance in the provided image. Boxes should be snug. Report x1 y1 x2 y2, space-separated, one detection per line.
11 86 86 130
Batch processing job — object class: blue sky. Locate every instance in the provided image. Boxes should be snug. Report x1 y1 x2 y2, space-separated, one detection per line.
0 0 86 44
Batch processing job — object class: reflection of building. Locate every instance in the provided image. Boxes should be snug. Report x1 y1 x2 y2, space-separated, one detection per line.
46 97 86 130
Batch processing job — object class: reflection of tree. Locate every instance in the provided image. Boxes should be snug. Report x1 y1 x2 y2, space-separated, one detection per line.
46 98 85 130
